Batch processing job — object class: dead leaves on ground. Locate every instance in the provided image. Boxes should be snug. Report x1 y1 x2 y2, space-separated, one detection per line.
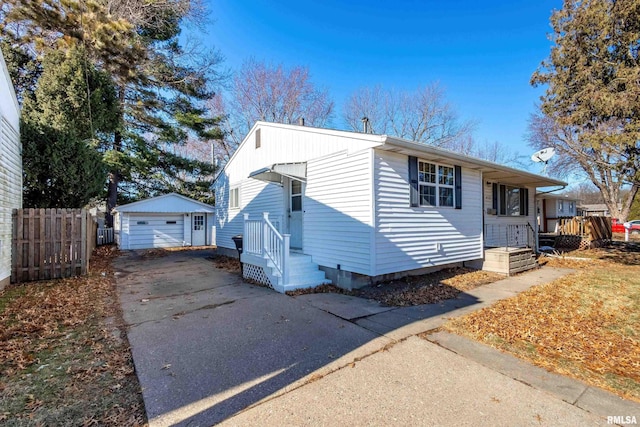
0 245 146 425
288 268 504 306
209 254 241 272
354 268 504 306
446 249 640 402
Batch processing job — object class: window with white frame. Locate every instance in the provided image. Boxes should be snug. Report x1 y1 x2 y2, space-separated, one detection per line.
418 160 454 207
229 187 239 209
558 200 564 214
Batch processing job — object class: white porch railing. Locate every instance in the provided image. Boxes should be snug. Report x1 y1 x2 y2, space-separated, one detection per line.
243 213 290 285
485 223 536 251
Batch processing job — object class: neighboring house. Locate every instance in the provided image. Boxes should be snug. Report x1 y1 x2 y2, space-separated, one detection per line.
578 203 615 217
113 193 215 250
0 48 22 289
214 122 566 292
537 193 579 233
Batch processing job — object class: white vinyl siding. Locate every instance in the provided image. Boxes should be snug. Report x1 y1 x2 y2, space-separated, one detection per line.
304 150 373 275
214 174 284 250
484 181 536 234
221 122 382 185
114 194 214 249
127 214 184 249
373 150 483 276
216 122 382 251
0 111 21 287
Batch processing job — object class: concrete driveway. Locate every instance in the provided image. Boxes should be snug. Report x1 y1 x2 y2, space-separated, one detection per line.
115 250 629 426
115 249 391 426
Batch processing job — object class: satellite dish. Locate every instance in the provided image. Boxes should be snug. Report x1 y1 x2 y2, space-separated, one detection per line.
531 147 556 163
530 147 556 175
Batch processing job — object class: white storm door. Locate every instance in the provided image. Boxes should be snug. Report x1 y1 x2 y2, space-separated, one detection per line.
289 179 304 249
192 214 206 246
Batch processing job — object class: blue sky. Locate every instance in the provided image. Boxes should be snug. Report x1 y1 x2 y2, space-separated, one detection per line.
200 1 561 159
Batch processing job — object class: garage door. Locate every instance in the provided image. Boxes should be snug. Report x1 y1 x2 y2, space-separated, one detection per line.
128 214 184 249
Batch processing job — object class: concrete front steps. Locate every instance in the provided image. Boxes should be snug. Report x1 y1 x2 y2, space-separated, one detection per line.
241 252 331 293
467 247 537 276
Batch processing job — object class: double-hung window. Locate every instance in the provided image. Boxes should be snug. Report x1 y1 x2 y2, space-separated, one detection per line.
229 187 239 209
418 161 455 207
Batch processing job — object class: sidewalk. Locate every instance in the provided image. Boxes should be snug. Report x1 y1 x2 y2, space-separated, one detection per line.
220 267 639 426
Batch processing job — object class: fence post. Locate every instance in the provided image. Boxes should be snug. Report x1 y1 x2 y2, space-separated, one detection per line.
81 209 87 275
11 208 18 283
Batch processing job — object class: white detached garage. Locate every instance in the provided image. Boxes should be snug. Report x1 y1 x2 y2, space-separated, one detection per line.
114 193 215 250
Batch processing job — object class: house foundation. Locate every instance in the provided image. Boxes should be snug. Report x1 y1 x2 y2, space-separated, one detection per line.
320 262 464 291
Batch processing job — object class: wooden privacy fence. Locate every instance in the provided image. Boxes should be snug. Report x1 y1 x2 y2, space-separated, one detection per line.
557 216 612 241
12 208 97 283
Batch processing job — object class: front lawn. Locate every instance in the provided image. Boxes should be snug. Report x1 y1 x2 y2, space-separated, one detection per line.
444 244 640 402
0 246 146 425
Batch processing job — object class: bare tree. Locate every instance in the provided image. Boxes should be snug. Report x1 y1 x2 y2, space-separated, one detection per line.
528 109 638 222
230 58 333 131
343 83 475 149
563 182 604 205
209 58 334 167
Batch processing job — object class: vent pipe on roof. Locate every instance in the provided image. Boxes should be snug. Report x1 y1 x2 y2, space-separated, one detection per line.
298 117 305 126
361 117 370 133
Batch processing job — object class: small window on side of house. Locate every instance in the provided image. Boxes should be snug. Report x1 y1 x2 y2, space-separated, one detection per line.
229 187 239 209
136 220 148 225
166 220 177 224
255 129 261 149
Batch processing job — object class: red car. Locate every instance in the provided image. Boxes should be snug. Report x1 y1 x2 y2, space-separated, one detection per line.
612 218 640 234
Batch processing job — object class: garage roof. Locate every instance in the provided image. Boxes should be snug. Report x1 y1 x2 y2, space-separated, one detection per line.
114 193 215 214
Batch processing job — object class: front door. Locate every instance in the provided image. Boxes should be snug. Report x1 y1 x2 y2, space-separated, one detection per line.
289 179 303 249
192 214 206 246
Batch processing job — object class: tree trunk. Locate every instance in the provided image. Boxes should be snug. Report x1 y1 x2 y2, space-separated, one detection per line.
105 86 125 228
105 170 119 228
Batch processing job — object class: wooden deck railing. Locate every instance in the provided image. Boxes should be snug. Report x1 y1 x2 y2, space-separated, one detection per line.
557 216 611 241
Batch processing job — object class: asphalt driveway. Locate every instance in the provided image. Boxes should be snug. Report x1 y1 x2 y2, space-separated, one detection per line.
115 250 628 426
115 249 391 426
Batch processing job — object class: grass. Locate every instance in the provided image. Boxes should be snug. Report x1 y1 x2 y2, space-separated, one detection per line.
0 246 146 426
444 244 640 402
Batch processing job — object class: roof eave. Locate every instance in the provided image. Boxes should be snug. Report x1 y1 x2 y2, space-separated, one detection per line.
380 136 567 188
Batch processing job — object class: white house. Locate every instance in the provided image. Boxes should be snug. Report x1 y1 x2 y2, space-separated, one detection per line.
113 193 215 250
214 122 566 292
0 48 22 289
536 193 579 233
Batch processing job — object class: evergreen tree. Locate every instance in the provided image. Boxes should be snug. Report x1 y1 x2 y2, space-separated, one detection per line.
2 0 224 222
530 0 640 222
0 37 41 103
21 47 117 208
22 121 106 208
